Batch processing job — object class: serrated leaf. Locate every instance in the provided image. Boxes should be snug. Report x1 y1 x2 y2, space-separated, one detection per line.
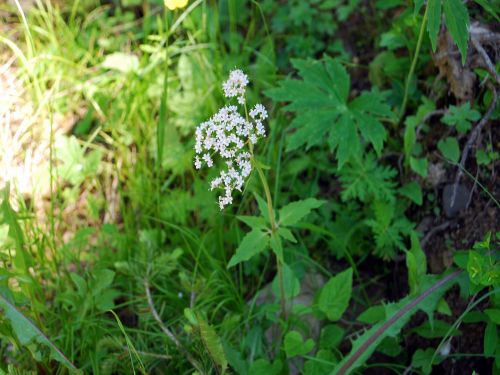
443 0 470 65
238 215 268 230
196 314 228 372
278 198 324 227
284 331 314 357
442 103 480 133
438 137 460 163
228 230 269 268
318 268 353 321
427 0 442 51
338 153 397 203
277 227 296 243
399 182 423 205
267 57 390 161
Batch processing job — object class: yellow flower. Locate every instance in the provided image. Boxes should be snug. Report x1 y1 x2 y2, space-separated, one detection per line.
164 0 188 10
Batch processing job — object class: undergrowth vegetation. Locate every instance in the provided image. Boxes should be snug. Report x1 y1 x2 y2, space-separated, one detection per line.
0 0 498 374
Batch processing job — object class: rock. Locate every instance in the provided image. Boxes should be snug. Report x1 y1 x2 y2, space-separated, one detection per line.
442 184 470 217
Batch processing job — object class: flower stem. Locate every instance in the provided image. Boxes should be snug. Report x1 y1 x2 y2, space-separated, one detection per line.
252 155 287 319
398 4 428 123
245 103 287 319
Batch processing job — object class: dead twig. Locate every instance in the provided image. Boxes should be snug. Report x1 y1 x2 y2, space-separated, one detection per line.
471 37 500 86
144 280 204 374
450 86 497 209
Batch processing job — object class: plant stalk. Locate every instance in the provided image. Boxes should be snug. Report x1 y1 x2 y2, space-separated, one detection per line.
398 4 429 122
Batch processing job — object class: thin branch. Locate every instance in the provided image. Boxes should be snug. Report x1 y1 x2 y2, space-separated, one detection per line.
471 37 500 86
144 280 204 374
450 86 498 209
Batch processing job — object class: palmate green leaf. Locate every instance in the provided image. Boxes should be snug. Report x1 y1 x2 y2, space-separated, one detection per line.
443 0 470 65
0 293 78 371
278 198 325 227
318 268 353 321
227 229 270 268
266 57 391 166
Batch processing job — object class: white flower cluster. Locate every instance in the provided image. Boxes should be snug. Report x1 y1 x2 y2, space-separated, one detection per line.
194 70 268 209
222 69 249 105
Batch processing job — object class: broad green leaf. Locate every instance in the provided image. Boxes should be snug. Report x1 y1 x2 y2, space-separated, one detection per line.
284 331 314 357
269 232 284 262
410 157 428 177
0 293 77 370
197 314 228 372
318 268 353 321
92 269 115 296
228 230 270 268
278 198 324 227
438 137 460 163
443 0 470 65
399 182 423 205
427 0 441 51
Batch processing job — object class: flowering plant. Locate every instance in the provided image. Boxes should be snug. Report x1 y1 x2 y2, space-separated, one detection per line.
194 70 268 209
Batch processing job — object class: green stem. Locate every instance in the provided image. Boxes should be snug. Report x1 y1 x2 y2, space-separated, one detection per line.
398 5 429 122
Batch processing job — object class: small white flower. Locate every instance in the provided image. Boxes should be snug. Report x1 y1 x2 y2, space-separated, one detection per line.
194 70 267 209
222 69 249 104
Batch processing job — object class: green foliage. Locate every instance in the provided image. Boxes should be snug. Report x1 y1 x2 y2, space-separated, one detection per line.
0 294 77 371
437 137 460 163
284 331 314 357
266 57 392 167
318 268 353 321
366 201 414 259
424 0 470 64
442 103 481 133
337 154 397 203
